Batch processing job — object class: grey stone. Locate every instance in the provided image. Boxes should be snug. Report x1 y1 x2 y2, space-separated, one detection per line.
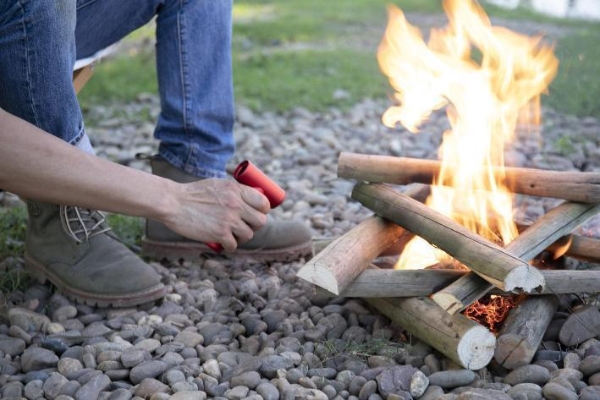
375 365 418 398
133 378 169 398
358 380 377 400
133 338 161 353
58 380 82 398
165 369 186 385
53 306 78 322
559 305 600 346
503 365 550 386
57 358 84 375
542 382 578 400
1 381 23 398
580 386 600 400
21 347 60 372
24 379 45 400
172 382 199 392
562 353 581 370
108 388 133 400
174 331 204 347
507 383 542 400
42 372 69 400
456 388 512 399
202 358 222 379
97 350 123 363
169 392 207 400
344 376 364 396
410 370 429 398
308 367 338 379
230 371 261 389
129 360 169 384
580 355 600 377
42 337 71 355
418 386 445 400
427 370 477 389
8 307 51 333
74 373 110 400
121 349 146 368
0 334 26 356
550 368 583 386
225 385 249 400
81 322 112 338
256 382 280 400
260 355 295 378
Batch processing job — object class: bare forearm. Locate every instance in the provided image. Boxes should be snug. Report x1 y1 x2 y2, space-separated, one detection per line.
0 109 178 222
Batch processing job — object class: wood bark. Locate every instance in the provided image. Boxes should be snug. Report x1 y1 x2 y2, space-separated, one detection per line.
367 296 496 370
338 152 600 203
351 182 545 293
298 184 429 295
494 296 560 369
334 269 600 297
547 235 600 263
432 201 600 314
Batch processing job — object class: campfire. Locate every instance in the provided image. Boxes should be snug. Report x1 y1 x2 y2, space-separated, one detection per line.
298 0 600 371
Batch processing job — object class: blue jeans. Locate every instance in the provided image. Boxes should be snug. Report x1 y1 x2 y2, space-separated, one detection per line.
0 0 234 178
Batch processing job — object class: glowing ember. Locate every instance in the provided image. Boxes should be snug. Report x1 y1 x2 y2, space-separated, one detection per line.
464 294 523 333
377 0 558 270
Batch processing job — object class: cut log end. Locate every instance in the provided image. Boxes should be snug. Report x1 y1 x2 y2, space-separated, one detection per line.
504 265 545 294
458 325 497 370
296 264 340 295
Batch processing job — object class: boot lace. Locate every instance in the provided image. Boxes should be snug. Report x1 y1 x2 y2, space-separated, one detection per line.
60 206 112 243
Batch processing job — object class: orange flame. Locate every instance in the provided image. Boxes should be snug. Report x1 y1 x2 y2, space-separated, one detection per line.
464 294 522 333
377 0 559 270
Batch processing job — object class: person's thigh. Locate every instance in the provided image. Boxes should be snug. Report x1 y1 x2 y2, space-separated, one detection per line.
0 0 84 143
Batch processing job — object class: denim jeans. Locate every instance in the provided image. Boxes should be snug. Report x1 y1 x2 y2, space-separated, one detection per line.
0 0 234 178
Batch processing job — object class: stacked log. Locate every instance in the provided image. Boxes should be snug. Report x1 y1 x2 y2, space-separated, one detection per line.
298 152 600 370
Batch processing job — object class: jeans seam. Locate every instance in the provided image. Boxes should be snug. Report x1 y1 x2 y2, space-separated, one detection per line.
176 0 193 167
18 0 40 128
76 0 100 11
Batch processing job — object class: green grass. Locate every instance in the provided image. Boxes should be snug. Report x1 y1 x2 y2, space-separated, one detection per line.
234 49 388 111
0 206 27 260
0 206 31 296
77 0 600 117
106 214 144 250
547 29 600 117
78 49 157 112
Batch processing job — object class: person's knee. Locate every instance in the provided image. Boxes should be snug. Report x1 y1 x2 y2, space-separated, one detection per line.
32 0 77 42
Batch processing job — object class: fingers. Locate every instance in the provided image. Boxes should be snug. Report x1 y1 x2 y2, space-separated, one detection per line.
240 184 271 213
167 179 271 252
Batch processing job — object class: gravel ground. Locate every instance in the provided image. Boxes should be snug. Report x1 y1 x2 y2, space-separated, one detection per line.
1 95 600 400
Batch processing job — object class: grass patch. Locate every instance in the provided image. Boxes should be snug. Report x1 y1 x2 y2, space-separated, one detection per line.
0 206 27 260
234 49 388 112
0 261 31 295
78 48 157 112
547 28 600 117
106 214 144 250
0 206 31 296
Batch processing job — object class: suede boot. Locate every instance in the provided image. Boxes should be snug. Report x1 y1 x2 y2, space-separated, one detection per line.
24 200 165 307
141 155 313 262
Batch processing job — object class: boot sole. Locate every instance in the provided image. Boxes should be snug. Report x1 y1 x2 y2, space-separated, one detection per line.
141 237 313 263
24 253 166 308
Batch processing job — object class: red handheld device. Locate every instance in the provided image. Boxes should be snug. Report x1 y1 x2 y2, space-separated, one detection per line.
207 160 286 252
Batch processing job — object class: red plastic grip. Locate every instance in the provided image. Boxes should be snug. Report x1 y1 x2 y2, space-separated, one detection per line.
207 160 285 253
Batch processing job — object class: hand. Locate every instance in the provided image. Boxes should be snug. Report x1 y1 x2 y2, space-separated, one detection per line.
162 179 270 252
